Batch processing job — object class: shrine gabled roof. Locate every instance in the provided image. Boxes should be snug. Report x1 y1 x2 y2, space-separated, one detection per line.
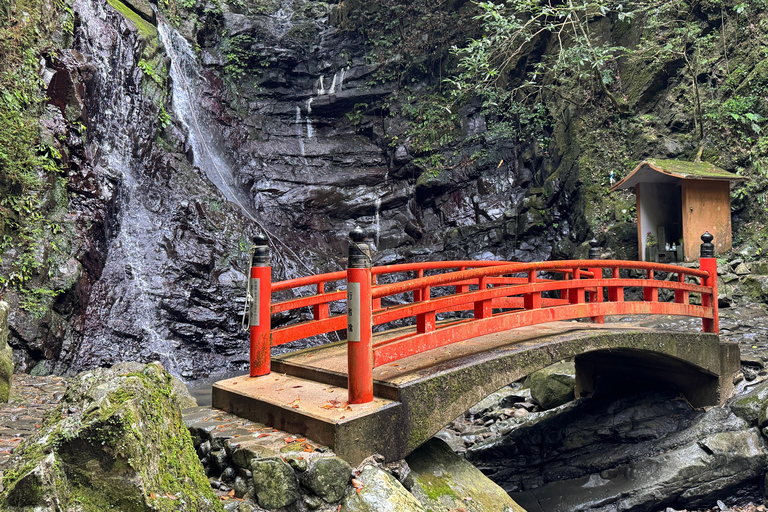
610 159 747 191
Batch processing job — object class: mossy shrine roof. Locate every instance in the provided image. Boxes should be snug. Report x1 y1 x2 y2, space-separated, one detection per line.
610 159 746 191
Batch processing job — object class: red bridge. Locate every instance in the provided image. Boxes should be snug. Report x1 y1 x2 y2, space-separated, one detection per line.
213 231 738 463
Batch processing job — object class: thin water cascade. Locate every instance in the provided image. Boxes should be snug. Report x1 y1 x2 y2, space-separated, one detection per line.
69 0 186 374
159 23 260 223
159 20 313 280
306 98 314 138
374 196 382 247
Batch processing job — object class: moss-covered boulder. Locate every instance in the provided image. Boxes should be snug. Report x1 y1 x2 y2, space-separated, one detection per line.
299 456 352 503
525 361 576 410
0 302 13 403
741 275 768 303
250 457 300 509
407 438 526 512
730 379 768 425
341 465 426 512
0 362 222 511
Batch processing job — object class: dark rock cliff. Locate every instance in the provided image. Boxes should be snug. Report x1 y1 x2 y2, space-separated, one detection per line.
5 0 766 379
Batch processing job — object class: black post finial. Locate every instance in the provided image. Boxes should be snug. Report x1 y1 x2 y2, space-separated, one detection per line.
588 239 601 260
252 231 270 266
700 231 715 259
348 227 372 268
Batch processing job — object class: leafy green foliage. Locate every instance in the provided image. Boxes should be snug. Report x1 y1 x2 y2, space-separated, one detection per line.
0 0 72 315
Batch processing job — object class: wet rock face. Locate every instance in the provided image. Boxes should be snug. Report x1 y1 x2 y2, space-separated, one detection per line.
20 0 254 379
14 0 575 378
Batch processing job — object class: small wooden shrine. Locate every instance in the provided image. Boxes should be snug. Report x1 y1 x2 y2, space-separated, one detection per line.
610 159 746 263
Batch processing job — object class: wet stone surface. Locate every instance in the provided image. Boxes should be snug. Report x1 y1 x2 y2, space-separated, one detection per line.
0 374 66 472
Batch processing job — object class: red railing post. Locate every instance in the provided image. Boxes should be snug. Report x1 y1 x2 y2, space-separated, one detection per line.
249 233 272 377
456 266 469 294
699 232 719 334
674 272 688 304
474 276 493 319
372 274 382 311
588 239 604 323
313 281 329 320
347 227 373 404
570 267 584 304
643 268 658 303
524 270 541 310
608 267 623 302
416 284 435 333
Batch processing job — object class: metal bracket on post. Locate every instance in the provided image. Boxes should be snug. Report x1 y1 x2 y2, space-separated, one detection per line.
699 231 719 334
249 232 272 377
588 239 604 324
347 227 374 404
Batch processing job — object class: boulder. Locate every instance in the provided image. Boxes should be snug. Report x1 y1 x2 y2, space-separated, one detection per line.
741 275 768 302
299 456 352 503
525 361 576 410
406 438 526 512
730 379 768 424
250 457 300 509
341 465 426 512
227 440 277 469
0 302 12 402
0 362 222 511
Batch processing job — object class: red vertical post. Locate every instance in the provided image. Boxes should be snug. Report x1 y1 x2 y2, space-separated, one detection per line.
249 233 272 377
570 267 585 304
674 272 688 304
456 267 469 295
608 267 623 302
371 274 381 311
524 270 541 310
313 281 329 320
416 285 435 333
587 239 604 323
347 227 373 404
699 232 719 334
643 269 658 303
474 276 492 319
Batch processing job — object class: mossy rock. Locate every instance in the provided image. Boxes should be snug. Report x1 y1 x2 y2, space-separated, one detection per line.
407 438 525 512
250 457 300 509
525 361 576 410
299 456 352 503
341 465 426 512
0 362 222 511
731 379 768 425
740 275 768 302
0 302 13 403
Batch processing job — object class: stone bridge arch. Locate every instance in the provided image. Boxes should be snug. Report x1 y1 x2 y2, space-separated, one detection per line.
214 323 739 464
338 323 739 463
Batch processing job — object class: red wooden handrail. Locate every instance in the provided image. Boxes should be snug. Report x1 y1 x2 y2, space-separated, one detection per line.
246 235 719 403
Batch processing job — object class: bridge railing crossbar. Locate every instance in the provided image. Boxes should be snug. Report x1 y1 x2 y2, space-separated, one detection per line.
246 232 719 404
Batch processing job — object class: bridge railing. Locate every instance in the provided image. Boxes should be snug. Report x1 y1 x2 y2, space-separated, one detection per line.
246 231 719 404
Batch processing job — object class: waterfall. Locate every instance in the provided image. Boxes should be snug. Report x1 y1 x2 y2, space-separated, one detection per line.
374 196 382 248
159 20 313 280
158 24 260 222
